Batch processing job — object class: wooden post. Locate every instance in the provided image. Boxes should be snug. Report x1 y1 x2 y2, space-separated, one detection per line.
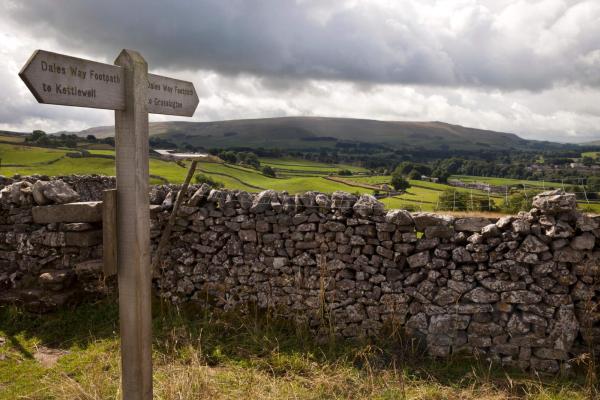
19 48 199 399
114 49 152 400
102 189 118 277
151 160 198 271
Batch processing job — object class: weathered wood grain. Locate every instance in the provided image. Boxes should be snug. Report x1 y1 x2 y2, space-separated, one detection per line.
114 49 153 400
19 50 125 110
147 74 199 116
19 47 202 399
102 189 117 277
20 50 199 116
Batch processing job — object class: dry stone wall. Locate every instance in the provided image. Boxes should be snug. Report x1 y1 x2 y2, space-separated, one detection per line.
1 176 599 373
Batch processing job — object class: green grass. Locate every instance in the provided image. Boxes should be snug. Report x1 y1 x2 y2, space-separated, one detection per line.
579 202 600 214
0 134 26 144
0 156 192 183
0 143 67 165
582 152 599 160
0 149 368 194
346 175 392 185
380 196 433 211
343 177 503 212
85 149 116 156
194 162 374 194
451 175 560 188
260 157 368 174
0 143 596 214
381 184 455 211
0 298 594 399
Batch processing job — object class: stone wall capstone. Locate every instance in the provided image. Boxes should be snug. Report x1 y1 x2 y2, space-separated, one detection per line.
1 176 599 374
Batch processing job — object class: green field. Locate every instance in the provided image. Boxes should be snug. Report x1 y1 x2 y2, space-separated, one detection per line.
450 174 600 213
347 176 503 211
85 149 116 156
379 182 498 212
347 175 391 185
578 202 600 214
0 133 26 143
1 143 598 213
0 144 370 195
451 175 561 188
261 157 368 175
582 151 599 159
0 144 66 165
196 162 373 194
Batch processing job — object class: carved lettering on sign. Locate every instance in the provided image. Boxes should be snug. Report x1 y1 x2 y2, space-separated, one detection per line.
20 50 198 116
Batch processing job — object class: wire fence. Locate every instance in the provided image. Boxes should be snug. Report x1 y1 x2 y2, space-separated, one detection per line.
368 176 600 213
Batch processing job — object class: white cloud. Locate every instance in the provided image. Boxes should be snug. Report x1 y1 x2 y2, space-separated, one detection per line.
0 0 598 143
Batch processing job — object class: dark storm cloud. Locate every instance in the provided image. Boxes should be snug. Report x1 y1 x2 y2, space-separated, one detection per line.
5 0 600 91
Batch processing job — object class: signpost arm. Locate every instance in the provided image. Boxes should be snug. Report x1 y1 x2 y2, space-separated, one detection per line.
114 49 152 400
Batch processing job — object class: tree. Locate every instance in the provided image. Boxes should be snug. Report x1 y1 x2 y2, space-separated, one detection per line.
101 137 115 147
391 173 409 191
31 130 47 141
64 137 78 148
219 151 237 164
338 169 352 176
86 134 97 142
262 165 276 177
582 156 594 166
408 170 421 180
240 152 260 169
183 143 195 151
35 135 51 146
434 172 450 183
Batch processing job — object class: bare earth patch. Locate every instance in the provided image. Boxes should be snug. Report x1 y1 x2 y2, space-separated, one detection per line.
33 346 68 368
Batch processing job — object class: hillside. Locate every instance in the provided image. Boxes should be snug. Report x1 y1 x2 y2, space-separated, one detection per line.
60 117 564 151
582 140 600 146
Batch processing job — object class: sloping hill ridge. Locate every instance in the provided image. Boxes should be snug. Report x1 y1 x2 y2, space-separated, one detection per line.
581 140 600 146
64 116 556 151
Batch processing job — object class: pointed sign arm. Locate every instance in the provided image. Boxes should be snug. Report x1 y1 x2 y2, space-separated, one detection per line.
19 49 198 116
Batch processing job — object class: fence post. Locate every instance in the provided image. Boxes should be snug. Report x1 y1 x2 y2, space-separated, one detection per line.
581 178 590 204
453 190 456 211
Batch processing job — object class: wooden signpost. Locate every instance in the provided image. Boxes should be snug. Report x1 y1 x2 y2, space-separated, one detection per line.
20 49 199 400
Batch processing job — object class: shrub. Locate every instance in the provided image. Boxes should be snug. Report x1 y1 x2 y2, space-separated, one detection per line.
408 170 421 180
501 191 535 213
401 203 420 212
261 166 277 177
194 173 224 188
338 169 353 176
219 151 238 164
587 176 600 192
237 152 260 169
436 190 467 211
391 173 410 191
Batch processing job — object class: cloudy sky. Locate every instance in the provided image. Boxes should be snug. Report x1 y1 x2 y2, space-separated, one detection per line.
1 0 599 142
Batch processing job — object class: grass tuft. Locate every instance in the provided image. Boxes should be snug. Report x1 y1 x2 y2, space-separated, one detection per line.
0 297 596 399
